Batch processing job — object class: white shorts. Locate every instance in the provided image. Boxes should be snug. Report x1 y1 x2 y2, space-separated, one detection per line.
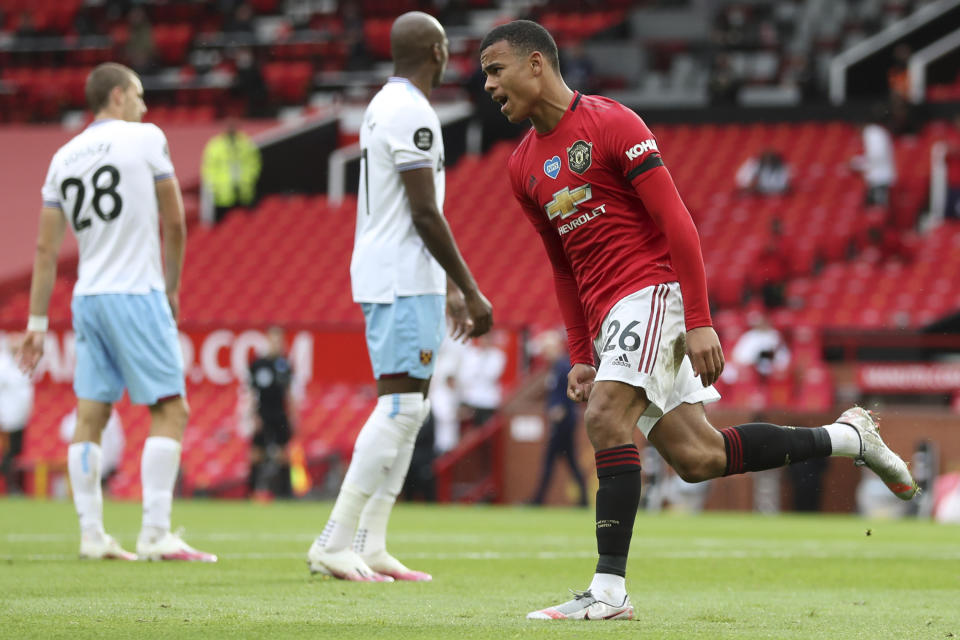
592 282 721 437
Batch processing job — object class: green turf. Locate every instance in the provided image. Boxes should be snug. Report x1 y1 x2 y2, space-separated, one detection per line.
1 498 958 639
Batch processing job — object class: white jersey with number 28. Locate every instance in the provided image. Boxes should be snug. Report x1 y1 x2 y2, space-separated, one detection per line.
350 77 446 304
41 119 175 296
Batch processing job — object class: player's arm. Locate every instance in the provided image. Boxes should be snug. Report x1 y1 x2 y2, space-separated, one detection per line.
511 170 595 401
533 226 596 402
400 168 492 337
445 276 472 342
633 168 723 386
610 109 722 386
19 206 67 373
156 177 186 321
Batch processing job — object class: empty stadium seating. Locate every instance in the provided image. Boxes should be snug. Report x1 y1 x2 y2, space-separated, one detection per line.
5 117 958 498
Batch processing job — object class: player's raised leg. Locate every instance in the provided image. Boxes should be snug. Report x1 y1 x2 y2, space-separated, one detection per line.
71 399 136 561
649 403 917 500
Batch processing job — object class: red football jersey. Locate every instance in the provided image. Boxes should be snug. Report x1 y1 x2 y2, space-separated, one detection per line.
508 92 711 365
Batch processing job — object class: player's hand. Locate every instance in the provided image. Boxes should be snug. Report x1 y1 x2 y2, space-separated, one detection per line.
166 290 180 322
567 363 596 403
686 326 724 387
446 287 473 342
464 290 493 337
17 331 45 374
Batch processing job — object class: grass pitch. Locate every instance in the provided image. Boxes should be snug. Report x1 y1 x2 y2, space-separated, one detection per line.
1 498 958 639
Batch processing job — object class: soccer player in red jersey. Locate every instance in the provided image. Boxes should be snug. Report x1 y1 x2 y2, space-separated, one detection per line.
479 21 918 621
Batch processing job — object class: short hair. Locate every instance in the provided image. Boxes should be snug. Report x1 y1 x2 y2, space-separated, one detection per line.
480 20 560 71
85 63 136 113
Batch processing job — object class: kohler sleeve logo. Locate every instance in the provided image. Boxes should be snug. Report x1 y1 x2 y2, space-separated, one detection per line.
625 139 658 160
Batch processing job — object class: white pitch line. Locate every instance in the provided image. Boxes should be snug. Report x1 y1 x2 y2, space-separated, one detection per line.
5 549 960 562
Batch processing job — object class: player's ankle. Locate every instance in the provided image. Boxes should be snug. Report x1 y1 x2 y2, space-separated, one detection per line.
823 423 862 458
138 525 167 544
589 572 627 603
81 526 106 541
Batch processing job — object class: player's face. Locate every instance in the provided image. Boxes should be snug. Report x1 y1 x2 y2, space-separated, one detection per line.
268 329 285 355
481 41 538 124
121 77 147 122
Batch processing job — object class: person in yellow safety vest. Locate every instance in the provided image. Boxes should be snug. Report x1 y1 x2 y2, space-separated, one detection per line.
202 118 262 223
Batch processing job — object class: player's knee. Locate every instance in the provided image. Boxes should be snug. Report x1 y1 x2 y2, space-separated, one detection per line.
166 397 189 426
150 395 189 439
374 392 427 439
584 402 631 451
671 442 726 483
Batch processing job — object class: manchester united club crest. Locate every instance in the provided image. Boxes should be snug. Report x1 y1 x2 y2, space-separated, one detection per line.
567 139 593 174
420 350 433 365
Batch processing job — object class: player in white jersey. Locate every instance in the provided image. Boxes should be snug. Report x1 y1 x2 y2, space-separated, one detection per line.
18 63 215 563
308 12 493 582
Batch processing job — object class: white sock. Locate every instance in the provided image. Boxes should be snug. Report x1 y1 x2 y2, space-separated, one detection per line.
354 395 427 556
354 438 414 557
589 573 627 603
321 393 425 553
319 483 368 552
140 436 182 541
824 423 862 458
68 442 104 537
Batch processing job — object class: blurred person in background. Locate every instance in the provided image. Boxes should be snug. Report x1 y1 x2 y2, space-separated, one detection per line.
18 63 215 563
886 44 918 136
0 333 33 494
125 7 155 74
562 42 595 96
735 149 790 196
201 117 262 224
430 338 465 454
232 48 269 118
529 330 588 507
307 12 493 583
850 108 896 208
730 312 790 383
248 327 295 500
731 313 791 515
457 332 506 427
944 113 960 220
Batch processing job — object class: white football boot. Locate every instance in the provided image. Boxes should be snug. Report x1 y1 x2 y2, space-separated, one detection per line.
136 529 217 562
836 407 918 500
361 549 432 582
527 590 634 620
79 532 137 561
307 540 393 582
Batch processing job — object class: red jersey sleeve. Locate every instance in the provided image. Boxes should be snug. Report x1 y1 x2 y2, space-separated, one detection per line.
508 154 595 366
601 108 713 330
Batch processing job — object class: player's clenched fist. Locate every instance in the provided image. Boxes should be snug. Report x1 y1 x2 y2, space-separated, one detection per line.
465 290 493 337
567 363 596 403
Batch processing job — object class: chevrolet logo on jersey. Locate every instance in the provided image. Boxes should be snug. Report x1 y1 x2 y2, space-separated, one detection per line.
545 184 592 220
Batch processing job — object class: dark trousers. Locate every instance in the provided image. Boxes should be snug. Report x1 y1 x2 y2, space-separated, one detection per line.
1 429 24 494
531 419 588 505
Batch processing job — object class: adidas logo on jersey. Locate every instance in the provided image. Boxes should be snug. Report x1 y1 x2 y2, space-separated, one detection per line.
612 354 631 367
